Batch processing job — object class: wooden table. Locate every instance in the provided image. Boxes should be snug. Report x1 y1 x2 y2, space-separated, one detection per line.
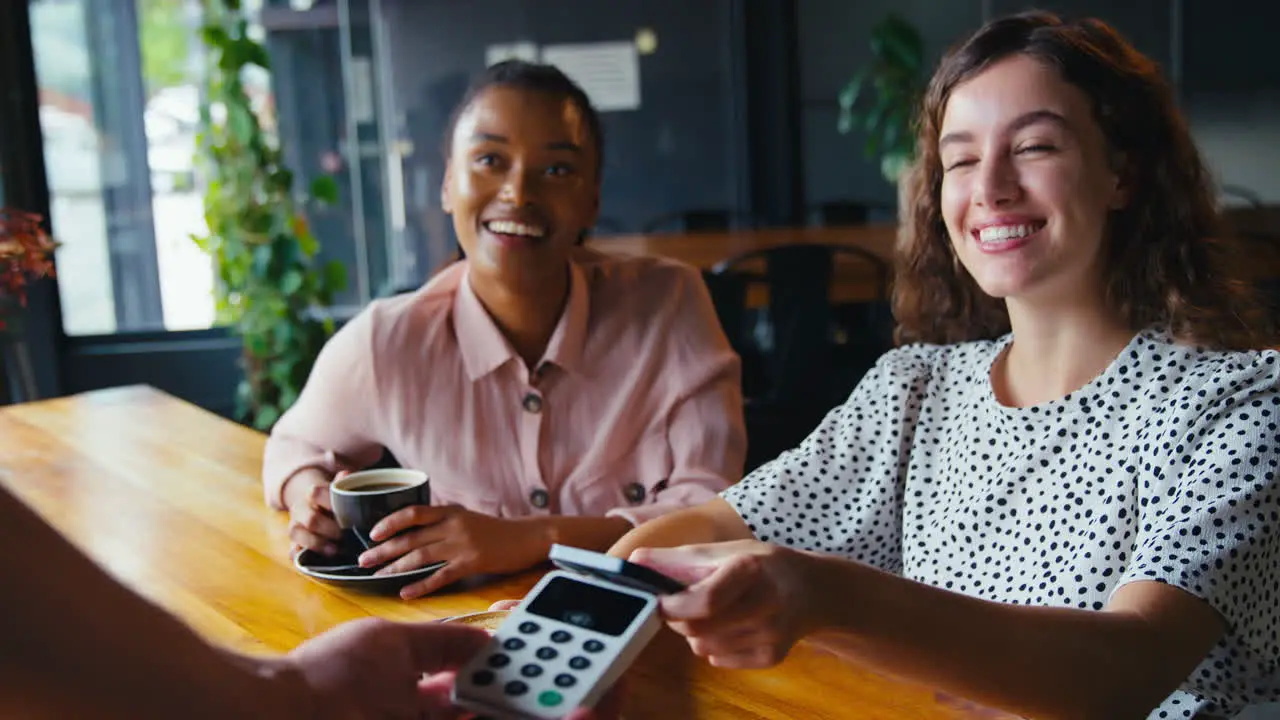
588 224 898 306
0 386 1011 719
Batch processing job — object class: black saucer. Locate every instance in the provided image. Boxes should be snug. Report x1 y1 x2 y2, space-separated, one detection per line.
294 548 447 595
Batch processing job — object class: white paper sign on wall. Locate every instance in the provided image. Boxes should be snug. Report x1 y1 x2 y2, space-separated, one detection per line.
540 41 641 112
484 41 540 68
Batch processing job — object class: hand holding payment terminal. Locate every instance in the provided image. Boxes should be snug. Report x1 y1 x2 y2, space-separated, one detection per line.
452 544 686 719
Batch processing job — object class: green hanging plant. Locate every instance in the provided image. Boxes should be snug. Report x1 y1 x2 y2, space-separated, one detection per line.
193 0 347 430
837 13 926 184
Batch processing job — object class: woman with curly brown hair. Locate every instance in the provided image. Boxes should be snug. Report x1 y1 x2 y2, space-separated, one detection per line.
608 12 1280 720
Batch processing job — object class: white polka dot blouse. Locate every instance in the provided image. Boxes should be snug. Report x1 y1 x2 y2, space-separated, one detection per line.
724 328 1280 719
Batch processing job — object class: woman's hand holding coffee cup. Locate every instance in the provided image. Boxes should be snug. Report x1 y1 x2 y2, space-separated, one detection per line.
284 468 345 557
357 506 545 600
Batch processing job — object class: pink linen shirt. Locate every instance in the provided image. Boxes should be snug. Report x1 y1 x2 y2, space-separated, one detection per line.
262 247 746 526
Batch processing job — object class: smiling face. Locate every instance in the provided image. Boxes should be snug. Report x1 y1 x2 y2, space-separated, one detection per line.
442 85 600 294
938 54 1127 306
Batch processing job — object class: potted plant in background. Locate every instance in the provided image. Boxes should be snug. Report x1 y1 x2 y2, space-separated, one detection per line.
0 208 57 403
194 0 346 430
837 13 926 187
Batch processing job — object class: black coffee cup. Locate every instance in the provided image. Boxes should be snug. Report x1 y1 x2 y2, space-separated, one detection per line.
330 469 431 550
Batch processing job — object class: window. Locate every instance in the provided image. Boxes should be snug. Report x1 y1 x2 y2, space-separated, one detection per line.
30 0 212 334
28 0 396 336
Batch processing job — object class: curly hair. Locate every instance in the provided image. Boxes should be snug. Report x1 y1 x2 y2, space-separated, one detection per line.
893 11 1271 350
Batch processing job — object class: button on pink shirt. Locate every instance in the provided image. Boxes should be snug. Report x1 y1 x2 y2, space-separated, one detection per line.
262 248 746 526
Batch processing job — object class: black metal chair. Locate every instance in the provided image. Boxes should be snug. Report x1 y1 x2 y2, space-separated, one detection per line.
701 269 768 401
808 201 870 227
641 209 756 234
1233 230 1280 326
806 200 897 227
704 243 893 470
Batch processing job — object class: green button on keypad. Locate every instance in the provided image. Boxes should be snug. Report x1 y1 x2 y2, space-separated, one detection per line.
537 690 564 707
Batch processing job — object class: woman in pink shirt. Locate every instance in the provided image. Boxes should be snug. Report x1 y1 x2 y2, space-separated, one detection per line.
264 60 746 599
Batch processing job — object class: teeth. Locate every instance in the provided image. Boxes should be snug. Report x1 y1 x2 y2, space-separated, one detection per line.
978 224 1038 243
486 220 545 238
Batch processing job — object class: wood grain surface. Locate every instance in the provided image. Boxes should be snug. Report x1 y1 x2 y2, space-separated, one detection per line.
0 385 1015 719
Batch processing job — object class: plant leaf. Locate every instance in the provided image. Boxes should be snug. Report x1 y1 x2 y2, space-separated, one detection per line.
280 269 304 295
309 175 339 205
271 233 301 268
270 169 293 194
253 405 281 431
296 226 319 257
244 40 271 69
251 242 274 279
324 259 348 293
878 15 924 72
228 104 255 145
837 72 866 111
268 357 295 387
200 24 230 48
837 112 851 134
277 386 299 412
883 119 900 156
196 1 344 434
234 378 253 420
865 95 890 135
882 151 911 184
245 331 271 358
834 12 923 186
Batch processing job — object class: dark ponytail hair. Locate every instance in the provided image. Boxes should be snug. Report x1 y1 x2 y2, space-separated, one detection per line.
441 59 604 186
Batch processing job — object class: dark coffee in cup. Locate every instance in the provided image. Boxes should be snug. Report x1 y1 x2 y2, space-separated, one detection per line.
330 469 430 550
351 482 412 492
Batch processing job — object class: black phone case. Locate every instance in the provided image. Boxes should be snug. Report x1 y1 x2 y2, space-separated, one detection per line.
550 557 687 596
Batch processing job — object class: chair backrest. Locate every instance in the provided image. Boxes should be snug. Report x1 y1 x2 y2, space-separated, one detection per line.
703 268 776 396
759 245 837 401
807 199 900 227
711 242 890 300
710 243 890 404
642 209 755 234
706 243 896 471
810 201 870 227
